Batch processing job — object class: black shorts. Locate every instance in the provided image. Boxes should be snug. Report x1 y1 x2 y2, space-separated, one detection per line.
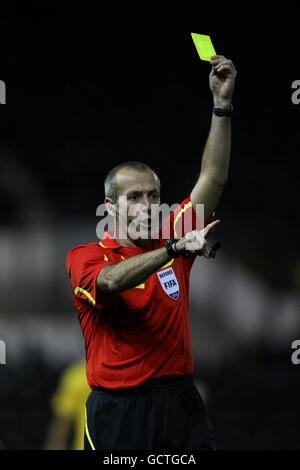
84 374 216 451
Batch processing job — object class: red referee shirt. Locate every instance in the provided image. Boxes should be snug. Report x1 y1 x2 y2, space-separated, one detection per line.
66 194 214 389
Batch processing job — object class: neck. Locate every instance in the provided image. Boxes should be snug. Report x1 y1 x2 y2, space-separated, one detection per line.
116 236 152 249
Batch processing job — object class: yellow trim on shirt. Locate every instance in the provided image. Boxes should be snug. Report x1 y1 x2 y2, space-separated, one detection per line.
173 200 192 238
160 258 174 270
74 287 96 306
99 241 108 248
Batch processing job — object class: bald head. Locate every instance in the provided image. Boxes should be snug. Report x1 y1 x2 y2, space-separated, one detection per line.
104 161 160 202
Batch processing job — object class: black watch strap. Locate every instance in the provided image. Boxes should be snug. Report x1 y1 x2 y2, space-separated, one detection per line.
165 238 180 258
213 104 233 117
164 238 189 259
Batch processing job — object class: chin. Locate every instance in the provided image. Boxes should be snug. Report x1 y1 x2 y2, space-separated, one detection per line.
128 225 152 241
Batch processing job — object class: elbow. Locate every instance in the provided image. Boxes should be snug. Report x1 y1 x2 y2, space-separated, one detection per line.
99 278 119 294
202 170 228 190
212 174 228 190
97 270 119 294
103 279 119 293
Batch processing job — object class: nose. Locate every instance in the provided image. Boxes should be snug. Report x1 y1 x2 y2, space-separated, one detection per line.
141 195 151 211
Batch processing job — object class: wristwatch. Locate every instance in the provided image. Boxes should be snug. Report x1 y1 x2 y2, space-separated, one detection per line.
213 104 233 117
164 238 189 259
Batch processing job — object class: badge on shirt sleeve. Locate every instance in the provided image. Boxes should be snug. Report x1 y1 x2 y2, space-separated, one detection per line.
157 267 179 300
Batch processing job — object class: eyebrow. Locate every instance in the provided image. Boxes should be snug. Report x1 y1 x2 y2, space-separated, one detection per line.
126 189 160 196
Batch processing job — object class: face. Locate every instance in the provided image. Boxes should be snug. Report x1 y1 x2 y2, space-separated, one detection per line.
105 168 161 241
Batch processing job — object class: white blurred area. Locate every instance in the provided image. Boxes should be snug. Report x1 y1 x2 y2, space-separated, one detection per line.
0 225 299 368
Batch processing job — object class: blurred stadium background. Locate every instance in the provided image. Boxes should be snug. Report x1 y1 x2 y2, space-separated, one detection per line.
0 6 299 449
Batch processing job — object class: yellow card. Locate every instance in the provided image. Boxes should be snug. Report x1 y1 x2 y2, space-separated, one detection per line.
191 33 216 61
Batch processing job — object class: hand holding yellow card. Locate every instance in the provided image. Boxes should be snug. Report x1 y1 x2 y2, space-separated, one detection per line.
191 33 216 61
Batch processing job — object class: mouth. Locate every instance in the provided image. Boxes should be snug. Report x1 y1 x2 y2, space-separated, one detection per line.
139 218 152 228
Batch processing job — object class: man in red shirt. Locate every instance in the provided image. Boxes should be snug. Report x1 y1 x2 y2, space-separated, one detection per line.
67 55 236 450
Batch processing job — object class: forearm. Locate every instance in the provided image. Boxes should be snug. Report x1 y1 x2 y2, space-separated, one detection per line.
191 111 231 220
190 55 236 221
200 111 231 187
97 247 170 293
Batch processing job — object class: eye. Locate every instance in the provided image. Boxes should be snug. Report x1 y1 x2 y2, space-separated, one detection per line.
150 192 159 200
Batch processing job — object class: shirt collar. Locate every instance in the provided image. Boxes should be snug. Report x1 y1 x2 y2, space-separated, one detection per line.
99 230 155 251
99 230 121 250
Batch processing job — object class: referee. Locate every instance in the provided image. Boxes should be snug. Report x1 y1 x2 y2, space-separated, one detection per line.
66 55 236 450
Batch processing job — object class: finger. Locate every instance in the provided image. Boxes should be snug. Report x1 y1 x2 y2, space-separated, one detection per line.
214 58 231 66
211 57 231 66
214 60 233 71
197 240 210 258
202 245 211 259
203 219 220 238
213 57 234 67
215 61 237 77
215 65 236 76
210 58 223 74
210 55 225 63
210 56 236 73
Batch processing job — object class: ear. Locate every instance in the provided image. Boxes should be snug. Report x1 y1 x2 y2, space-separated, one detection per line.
105 197 116 217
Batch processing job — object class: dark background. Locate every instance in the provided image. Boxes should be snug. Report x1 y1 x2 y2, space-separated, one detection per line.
0 5 299 449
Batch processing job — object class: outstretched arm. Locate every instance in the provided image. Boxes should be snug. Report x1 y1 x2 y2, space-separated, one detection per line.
97 220 220 293
190 55 237 221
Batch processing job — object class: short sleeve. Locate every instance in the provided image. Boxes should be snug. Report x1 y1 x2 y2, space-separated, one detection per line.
66 244 113 308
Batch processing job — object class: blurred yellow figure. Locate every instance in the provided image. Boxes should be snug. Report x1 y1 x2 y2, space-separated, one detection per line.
44 359 90 450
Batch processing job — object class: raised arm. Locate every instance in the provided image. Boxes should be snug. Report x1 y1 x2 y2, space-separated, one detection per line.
190 55 237 221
